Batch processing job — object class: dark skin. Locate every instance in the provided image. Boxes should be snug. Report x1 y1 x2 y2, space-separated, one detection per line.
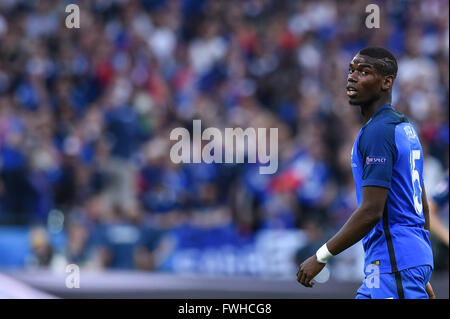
297 53 435 298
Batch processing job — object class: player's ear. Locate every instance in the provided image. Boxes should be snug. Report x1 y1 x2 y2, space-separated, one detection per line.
381 75 394 91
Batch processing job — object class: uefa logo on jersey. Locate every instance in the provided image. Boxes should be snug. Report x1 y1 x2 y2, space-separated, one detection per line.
366 156 387 165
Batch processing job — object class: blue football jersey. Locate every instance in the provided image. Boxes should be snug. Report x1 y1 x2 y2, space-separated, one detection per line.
351 104 433 274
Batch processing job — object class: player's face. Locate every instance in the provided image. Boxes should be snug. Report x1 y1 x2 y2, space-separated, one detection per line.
346 54 383 106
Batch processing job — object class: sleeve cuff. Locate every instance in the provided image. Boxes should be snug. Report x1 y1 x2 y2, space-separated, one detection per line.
362 179 391 189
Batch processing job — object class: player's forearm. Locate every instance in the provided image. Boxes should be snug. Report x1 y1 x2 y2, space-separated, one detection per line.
422 184 430 232
326 206 382 256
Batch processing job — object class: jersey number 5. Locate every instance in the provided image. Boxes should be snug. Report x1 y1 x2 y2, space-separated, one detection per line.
411 149 423 215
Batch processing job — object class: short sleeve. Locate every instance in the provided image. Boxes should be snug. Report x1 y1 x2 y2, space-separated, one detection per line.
359 125 396 189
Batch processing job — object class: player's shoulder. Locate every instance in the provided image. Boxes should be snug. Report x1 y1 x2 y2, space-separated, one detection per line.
362 107 408 139
358 108 409 153
372 106 408 127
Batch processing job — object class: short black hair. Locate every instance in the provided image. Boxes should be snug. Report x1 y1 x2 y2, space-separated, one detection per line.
358 47 398 78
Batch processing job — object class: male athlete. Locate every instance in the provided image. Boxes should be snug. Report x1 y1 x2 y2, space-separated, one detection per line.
297 47 435 299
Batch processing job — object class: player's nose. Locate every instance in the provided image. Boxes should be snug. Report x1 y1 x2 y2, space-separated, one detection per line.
347 73 357 83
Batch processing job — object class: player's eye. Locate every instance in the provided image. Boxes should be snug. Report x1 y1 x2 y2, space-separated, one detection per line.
361 71 369 76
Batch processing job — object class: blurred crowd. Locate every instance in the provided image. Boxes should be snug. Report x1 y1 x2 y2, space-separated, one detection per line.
0 0 448 274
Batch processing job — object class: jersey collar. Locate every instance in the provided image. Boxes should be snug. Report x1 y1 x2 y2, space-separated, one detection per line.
364 104 392 127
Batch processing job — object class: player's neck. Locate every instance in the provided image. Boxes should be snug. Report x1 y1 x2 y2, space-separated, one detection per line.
360 96 391 125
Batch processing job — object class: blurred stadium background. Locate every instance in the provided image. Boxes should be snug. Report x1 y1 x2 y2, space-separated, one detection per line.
0 0 448 298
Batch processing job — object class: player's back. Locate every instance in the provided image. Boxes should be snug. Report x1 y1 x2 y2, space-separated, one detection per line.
351 104 433 274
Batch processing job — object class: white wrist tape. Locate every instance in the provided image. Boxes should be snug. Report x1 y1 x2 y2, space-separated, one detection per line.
316 244 333 264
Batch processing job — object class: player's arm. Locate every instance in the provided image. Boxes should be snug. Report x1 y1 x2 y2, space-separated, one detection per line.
297 186 387 287
326 186 387 255
297 124 394 288
422 182 430 232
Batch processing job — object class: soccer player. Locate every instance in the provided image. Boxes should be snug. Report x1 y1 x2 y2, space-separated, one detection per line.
296 47 435 299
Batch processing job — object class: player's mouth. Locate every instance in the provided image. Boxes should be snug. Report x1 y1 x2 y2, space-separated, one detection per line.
346 85 358 98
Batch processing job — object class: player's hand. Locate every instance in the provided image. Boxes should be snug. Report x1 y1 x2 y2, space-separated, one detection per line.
296 255 326 288
426 282 435 299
